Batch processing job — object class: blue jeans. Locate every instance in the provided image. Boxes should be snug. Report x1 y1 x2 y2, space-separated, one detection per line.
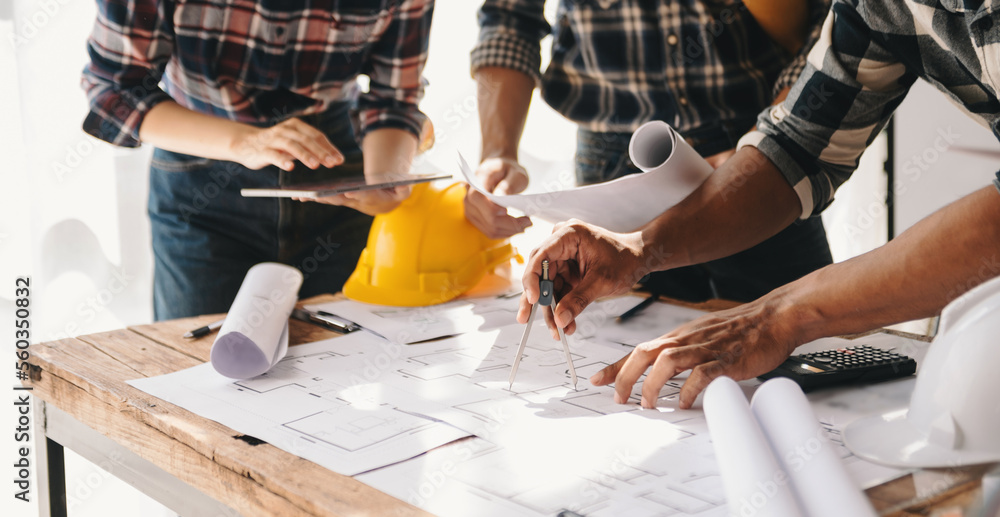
576 128 833 302
149 105 373 320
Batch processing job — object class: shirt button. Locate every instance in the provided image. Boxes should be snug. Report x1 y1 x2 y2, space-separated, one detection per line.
667 33 678 45
678 96 689 106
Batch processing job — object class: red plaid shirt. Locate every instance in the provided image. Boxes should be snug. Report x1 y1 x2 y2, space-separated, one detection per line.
82 0 433 148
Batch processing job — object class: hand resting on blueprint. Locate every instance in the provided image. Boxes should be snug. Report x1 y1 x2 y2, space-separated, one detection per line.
589 301 799 410
518 217 800 411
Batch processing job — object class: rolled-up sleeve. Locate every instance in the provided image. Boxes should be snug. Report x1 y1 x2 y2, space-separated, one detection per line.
738 1 917 217
81 0 174 148
470 0 550 83
356 0 434 139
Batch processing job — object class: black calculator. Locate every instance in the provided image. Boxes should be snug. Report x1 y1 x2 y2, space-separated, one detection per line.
757 344 917 392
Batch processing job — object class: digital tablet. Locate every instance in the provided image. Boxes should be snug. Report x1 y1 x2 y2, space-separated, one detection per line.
240 173 452 198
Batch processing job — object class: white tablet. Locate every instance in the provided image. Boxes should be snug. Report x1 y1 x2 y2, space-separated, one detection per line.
240 173 452 198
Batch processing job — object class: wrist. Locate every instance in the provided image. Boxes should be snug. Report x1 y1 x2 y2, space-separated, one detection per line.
225 123 258 163
480 147 518 163
637 218 686 273
767 272 828 349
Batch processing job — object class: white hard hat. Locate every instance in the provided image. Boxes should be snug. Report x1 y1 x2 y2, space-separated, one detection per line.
844 274 1000 468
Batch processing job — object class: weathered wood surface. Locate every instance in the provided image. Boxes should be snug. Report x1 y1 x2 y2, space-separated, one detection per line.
29 293 976 516
28 294 429 517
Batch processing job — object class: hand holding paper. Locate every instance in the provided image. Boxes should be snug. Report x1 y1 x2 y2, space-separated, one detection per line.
461 121 713 233
210 262 303 379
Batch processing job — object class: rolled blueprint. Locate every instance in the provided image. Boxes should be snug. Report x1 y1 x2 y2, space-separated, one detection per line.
459 121 712 232
210 262 303 379
751 378 876 517
703 377 804 517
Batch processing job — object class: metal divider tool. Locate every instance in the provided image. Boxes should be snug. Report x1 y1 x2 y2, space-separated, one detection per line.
508 260 578 390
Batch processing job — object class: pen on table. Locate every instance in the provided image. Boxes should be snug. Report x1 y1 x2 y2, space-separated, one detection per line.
616 293 658 323
291 308 361 334
183 318 225 339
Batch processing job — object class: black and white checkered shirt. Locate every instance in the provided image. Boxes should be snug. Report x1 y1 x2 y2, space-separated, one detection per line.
741 0 1000 217
472 0 829 155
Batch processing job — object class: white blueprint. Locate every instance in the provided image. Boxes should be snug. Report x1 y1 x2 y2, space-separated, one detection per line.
129 296 918 515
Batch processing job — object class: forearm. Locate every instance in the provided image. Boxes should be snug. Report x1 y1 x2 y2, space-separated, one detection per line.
476 66 535 161
138 100 252 161
362 128 418 177
637 146 802 271
783 186 1000 341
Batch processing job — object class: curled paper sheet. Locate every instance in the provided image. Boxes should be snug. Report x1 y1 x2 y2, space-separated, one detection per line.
752 378 877 517
459 121 712 232
704 377 804 517
704 377 876 517
210 262 303 379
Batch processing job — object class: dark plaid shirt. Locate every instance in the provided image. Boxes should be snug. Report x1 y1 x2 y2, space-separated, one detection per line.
741 0 1000 217
82 0 433 148
472 0 829 154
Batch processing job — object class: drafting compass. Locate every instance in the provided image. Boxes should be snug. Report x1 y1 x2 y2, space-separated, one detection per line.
508 260 578 390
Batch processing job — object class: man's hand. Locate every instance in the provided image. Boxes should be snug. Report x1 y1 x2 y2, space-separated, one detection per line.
303 184 411 216
230 118 345 171
590 294 801 409
518 220 647 338
464 157 532 239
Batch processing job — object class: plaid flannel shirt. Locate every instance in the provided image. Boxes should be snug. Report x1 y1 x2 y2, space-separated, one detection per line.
82 0 433 148
740 0 1000 217
472 0 829 154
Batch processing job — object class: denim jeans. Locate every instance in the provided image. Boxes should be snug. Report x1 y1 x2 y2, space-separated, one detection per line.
576 128 833 303
148 104 373 320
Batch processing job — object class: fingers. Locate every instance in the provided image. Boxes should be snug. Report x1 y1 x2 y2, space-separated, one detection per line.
640 345 714 408
283 119 344 167
590 352 631 386
610 341 663 404
493 167 529 195
476 157 528 194
521 227 580 304
551 276 605 329
464 188 532 239
261 148 296 171
275 135 320 169
540 302 578 340
257 119 345 170
516 294 534 324
679 360 726 409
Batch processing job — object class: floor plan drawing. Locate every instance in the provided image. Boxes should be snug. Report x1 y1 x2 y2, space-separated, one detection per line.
131 297 918 515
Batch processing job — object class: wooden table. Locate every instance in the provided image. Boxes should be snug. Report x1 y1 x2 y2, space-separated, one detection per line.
24 294 992 517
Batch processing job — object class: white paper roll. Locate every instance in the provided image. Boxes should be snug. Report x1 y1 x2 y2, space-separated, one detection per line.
751 378 876 517
458 121 713 232
210 262 303 379
703 377 804 517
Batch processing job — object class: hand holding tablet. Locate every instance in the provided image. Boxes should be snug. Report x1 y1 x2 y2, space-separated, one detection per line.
240 173 451 199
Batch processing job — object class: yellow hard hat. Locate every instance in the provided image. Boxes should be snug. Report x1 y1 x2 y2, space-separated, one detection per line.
343 182 517 307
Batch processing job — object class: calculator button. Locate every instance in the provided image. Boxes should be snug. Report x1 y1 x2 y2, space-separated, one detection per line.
814 356 834 364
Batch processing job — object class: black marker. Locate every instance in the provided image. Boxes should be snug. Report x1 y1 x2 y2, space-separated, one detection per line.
183 318 225 339
616 293 657 323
